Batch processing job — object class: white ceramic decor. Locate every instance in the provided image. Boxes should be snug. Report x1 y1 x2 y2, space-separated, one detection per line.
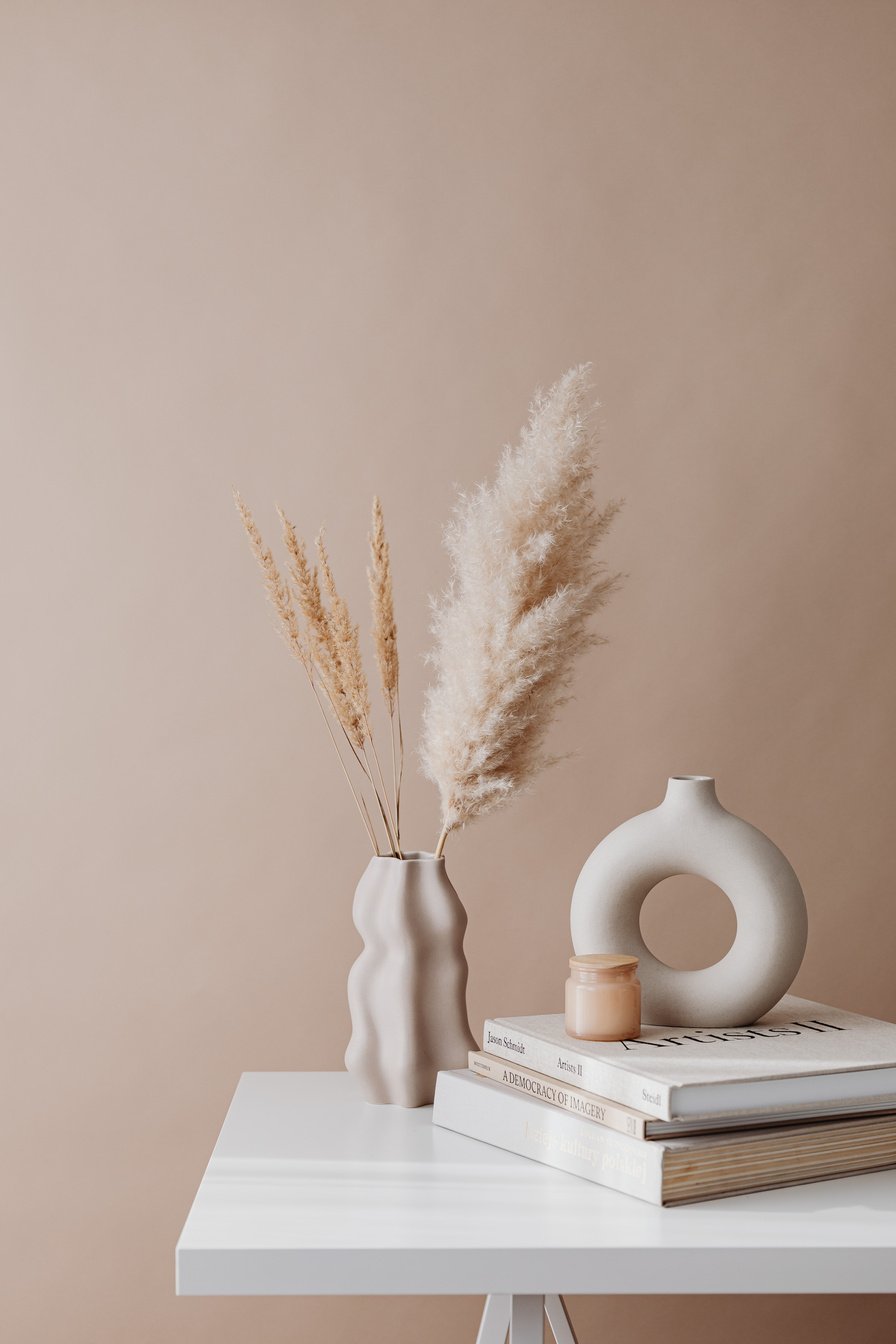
345 852 477 1106
570 776 808 1026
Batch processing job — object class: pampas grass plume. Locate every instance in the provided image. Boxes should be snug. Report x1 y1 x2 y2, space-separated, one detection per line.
421 365 621 850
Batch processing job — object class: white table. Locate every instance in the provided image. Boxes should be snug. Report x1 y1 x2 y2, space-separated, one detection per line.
176 1073 896 1342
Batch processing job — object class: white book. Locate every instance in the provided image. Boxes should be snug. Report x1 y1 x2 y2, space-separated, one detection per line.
433 1069 896 1206
470 1048 896 1138
483 996 896 1121
435 1070 665 1203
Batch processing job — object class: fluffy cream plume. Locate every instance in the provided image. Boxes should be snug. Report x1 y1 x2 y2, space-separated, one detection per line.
421 365 622 850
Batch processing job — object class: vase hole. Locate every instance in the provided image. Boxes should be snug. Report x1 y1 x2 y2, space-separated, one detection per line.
639 876 736 971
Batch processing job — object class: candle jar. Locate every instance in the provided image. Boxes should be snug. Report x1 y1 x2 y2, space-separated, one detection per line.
565 953 641 1041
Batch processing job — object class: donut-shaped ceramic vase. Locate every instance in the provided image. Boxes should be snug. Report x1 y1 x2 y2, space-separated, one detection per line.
570 776 808 1027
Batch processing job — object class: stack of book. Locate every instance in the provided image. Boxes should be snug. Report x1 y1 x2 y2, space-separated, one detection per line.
432 995 896 1205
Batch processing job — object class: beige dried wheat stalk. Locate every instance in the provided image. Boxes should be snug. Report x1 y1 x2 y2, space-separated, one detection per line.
314 532 371 748
368 496 404 846
277 508 332 675
420 364 622 857
315 530 402 856
235 491 383 855
368 498 399 707
278 509 367 760
233 492 310 670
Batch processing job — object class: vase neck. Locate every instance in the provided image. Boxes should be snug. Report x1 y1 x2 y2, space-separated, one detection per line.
366 851 444 870
662 775 719 811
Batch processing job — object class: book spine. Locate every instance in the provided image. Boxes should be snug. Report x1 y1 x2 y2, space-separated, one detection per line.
433 1071 666 1205
482 1019 673 1119
469 1051 649 1139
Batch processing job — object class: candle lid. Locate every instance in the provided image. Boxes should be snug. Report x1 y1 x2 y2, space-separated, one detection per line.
569 953 638 970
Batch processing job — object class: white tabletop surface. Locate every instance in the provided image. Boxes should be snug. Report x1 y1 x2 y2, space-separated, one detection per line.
175 1072 896 1296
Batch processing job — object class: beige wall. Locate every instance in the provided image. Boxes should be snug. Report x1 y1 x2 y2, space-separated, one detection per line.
3 1 896 1339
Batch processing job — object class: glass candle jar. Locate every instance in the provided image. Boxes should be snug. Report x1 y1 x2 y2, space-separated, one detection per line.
565 953 641 1042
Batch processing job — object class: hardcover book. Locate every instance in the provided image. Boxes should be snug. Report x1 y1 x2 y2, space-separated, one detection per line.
482 996 896 1121
433 1069 896 1206
467 1050 896 1138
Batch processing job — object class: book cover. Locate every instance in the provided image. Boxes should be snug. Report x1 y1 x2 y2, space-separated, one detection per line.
483 995 896 1120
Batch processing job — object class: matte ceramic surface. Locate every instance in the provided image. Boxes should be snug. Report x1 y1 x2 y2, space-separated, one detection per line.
345 853 477 1106
175 1072 896 1296
570 776 808 1026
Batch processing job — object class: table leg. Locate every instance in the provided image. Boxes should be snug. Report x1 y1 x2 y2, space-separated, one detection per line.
544 1296 579 1344
510 1295 544 1344
474 1293 578 1344
476 1294 511 1344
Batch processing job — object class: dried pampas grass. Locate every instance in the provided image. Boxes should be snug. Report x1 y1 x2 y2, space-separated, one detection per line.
368 498 399 711
236 494 381 853
234 363 623 862
368 496 403 839
316 529 402 856
234 492 309 671
314 530 372 752
420 364 622 854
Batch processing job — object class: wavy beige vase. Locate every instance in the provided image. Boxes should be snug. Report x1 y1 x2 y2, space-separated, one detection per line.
345 852 478 1107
